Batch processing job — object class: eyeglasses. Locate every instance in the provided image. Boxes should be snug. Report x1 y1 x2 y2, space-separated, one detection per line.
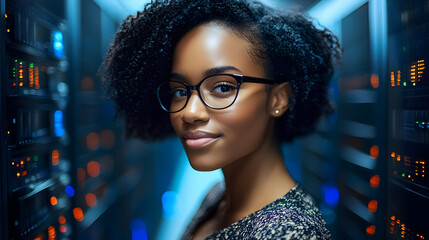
156 73 281 113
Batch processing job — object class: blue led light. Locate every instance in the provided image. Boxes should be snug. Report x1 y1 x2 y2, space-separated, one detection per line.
65 185 75 197
161 191 181 220
130 219 148 240
323 185 339 206
53 31 64 58
54 110 65 137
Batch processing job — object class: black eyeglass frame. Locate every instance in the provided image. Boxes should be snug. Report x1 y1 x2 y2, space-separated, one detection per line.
156 73 282 113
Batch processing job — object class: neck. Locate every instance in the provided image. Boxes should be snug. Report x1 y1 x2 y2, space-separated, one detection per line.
218 135 296 226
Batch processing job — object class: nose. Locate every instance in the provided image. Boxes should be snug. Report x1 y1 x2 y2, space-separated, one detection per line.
181 91 210 124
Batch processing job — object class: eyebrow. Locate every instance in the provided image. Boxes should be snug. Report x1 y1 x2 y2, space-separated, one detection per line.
170 65 241 81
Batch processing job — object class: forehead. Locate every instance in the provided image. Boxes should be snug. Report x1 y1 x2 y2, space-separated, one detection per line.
171 22 265 80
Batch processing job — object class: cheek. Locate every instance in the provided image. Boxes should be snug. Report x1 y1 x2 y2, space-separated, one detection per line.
216 89 270 155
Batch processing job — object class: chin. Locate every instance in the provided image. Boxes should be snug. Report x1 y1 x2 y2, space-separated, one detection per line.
187 155 221 172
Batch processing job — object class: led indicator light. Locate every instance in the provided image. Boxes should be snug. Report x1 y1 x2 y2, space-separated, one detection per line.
368 200 378 213
52 149 60 166
73 207 84 222
50 196 58 206
59 225 67 233
65 185 75 197
366 225 376 235
85 193 97 207
58 216 66 224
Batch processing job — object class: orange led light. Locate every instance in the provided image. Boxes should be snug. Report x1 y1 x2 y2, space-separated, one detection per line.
16 172 20 177
370 175 380 188
52 149 59 166
73 207 84 222
50 196 58 206
366 225 376 235
370 145 379 159
371 74 379 88
87 132 100 151
87 161 100 177
48 225 56 240
29 67 34 88
397 155 401 161
59 225 67 233
397 70 401 85
34 234 43 240
58 216 66 224
7 29 10 32
85 193 97 207
5 13 7 18
35 66 40 89
368 200 378 213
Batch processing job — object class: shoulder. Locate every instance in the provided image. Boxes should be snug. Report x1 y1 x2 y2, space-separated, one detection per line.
250 208 332 239
248 184 332 239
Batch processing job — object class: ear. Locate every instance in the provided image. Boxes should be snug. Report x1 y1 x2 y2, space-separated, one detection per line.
268 82 291 117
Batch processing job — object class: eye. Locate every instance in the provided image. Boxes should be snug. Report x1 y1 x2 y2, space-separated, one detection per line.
212 82 237 94
172 88 187 98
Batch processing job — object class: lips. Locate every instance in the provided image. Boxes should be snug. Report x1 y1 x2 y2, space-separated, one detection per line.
183 131 221 148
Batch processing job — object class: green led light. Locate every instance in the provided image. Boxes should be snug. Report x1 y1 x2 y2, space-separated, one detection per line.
413 83 416 86
12 68 15 70
423 122 426 125
403 82 406 86
402 173 405 177
34 155 38 162
14 59 17 62
29 63 34 68
19 61 23 65
416 121 419 124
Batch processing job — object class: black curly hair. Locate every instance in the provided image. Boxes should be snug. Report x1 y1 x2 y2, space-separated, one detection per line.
100 0 342 142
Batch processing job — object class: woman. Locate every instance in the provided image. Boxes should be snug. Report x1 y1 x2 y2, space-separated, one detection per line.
100 0 341 239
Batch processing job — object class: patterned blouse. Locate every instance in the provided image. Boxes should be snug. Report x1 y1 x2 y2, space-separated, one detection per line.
180 181 332 240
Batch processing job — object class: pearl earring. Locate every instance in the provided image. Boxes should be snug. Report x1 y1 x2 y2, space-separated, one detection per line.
275 110 280 114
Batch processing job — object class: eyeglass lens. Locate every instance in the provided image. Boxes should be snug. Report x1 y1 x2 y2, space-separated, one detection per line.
157 75 239 112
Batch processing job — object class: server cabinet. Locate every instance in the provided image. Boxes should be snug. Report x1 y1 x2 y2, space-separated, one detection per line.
386 0 428 239
1 0 72 239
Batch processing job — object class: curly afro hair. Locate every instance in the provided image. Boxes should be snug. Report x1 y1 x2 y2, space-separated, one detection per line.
100 0 342 142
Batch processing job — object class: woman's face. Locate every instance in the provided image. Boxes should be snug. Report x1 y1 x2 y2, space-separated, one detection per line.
170 23 275 171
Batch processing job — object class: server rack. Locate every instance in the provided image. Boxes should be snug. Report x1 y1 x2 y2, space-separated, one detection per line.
386 0 428 239
1 0 72 239
303 0 428 239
